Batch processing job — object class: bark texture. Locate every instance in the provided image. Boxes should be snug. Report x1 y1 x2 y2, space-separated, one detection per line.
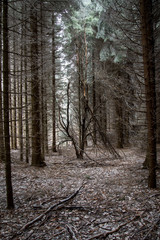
52 13 57 152
115 98 124 149
140 0 157 188
3 0 14 209
30 4 45 166
92 50 97 145
0 0 5 162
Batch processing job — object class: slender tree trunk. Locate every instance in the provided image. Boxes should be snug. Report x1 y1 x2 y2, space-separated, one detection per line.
44 89 49 153
79 31 89 157
80 100 87 159
19 60 23 161
79 48 85 159
76 44 82 149
92 50 97 145
140 0 157 188
24 3 29 163
124 76 132 146
124 108 130 146
40 3 45 157
0 0 5 162
103 100 107 134
19 6 24 162
52 13 57 152
30 4 45 166
25 55 29 163
10 6 15 150
12 7 17 150
24 46 30 163
9 83 14 149
3 0 14 209
13 68 17 149
115 98 124 148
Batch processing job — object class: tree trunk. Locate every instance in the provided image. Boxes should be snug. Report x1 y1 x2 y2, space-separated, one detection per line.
92 50 97 145
24 2 29 163
12 15 17 150
25 55 29 163
115 98 124 148
77 45 82 150
30 4 45 166
44 89 49 154
18 5 25 162
40 3 45 157
9 84 14 149
18 59 23 161
52 13 57 152
13 65 17 149
124 108 130 146
3 0 14 209
103 100 107 135
0 0 5 162
140 0 157 188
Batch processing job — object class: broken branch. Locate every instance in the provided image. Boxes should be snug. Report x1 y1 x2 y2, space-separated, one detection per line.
11 185 83 239
88 215 139 240
66 224 78 240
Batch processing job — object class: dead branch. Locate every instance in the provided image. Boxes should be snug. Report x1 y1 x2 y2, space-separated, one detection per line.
66 224 78 240
52 230 66 237
88 106 120 159
64 206 93 211
11 185 83 239
88 215 140 240
142 216 160 240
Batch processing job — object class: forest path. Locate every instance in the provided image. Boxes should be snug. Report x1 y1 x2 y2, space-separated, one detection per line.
0 148 160 239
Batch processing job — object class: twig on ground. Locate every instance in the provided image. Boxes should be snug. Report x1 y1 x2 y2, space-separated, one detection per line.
142 216 160 240
11 185 83 239
64 206 93 211
88 215 140 240
53 230 66 237
78 218 97 231
66 224 78 240
23 230 34 240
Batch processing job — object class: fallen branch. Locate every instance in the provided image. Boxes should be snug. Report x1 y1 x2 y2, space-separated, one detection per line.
11 185 83 239
142 216 160 240
52 230 66 237
88 215 140 240
66 224 78 240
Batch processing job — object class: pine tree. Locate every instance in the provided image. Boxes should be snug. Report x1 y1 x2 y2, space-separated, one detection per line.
52 13 57 152
140 0 157 188
3 0 14 209
0 0 5 162
30 2 45 166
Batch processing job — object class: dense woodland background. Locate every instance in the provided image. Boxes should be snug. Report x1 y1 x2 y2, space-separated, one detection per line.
0 0 160 238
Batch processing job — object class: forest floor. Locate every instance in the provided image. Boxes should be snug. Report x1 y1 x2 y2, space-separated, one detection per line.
0 147 160 240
